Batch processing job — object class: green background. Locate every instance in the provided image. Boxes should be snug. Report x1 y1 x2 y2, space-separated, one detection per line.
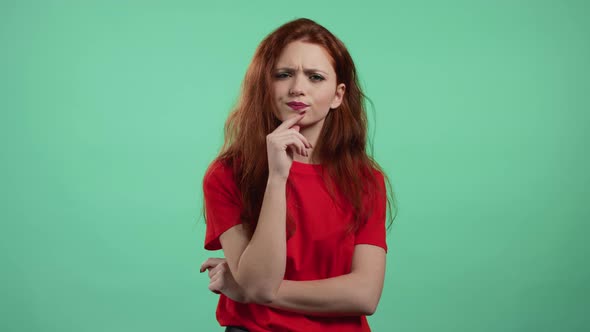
2 0 589 331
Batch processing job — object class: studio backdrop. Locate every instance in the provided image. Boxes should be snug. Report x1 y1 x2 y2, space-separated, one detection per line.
1 1 588 331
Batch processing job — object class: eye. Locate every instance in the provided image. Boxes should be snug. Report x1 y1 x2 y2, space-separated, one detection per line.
274 72 291 79
309 74 325 82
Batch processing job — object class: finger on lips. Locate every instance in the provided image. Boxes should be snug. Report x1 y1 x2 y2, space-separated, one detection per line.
276 111 306 131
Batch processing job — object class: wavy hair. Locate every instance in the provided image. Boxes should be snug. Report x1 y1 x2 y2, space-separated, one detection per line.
208 18 397 234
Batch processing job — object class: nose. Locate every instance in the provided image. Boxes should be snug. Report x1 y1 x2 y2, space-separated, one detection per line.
288 73 305 96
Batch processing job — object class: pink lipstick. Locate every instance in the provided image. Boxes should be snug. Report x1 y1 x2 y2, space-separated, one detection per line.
287 101 309 111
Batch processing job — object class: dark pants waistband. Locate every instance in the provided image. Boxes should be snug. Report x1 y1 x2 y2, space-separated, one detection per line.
225 326 249 332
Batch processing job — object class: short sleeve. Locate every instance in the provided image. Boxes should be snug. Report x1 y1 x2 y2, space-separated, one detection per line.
203 161 243 251
354 170 388 253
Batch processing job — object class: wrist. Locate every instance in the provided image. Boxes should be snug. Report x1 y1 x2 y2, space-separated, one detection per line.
267 173 289 184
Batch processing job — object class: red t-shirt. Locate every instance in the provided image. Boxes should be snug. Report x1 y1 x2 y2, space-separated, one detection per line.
203 159 388 332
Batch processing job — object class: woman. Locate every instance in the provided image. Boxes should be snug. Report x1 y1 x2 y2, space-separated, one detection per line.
200 18 396 332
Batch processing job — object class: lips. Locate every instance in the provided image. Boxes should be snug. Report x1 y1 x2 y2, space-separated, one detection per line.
286 101 309 111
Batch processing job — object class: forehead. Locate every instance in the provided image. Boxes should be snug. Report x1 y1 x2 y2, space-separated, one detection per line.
275 41 335 72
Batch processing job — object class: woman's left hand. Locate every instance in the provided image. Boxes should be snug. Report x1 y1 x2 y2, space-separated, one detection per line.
200 257 249 303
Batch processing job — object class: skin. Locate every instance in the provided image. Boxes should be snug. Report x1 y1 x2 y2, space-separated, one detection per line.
271 40 346 164
200 40 386 316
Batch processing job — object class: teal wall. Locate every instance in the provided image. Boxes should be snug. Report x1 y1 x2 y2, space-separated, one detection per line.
2 0 589 331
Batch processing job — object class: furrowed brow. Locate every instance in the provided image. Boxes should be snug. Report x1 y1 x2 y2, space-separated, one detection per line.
275 67 329 76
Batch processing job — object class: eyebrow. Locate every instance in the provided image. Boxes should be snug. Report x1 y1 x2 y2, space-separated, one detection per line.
274 67 329 76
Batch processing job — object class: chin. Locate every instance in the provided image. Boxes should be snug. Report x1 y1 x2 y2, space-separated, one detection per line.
281 112 304 120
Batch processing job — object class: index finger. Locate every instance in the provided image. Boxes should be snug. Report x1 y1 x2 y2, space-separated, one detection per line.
200 258 224 273
275 112 306 131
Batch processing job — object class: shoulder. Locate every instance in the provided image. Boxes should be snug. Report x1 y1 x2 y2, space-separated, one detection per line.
363 165 386 202
203 158 238 193
371 167 384 181
204 159 230 178
363 164 385 186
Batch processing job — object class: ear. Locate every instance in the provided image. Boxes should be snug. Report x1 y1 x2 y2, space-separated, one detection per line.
330 83 346 109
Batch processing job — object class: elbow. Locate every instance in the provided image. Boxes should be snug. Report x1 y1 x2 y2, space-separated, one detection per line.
242 284 279 305
246 288 276 305
360 301 378 316
235 272 282 305
355 276 383 316
359 292 381 316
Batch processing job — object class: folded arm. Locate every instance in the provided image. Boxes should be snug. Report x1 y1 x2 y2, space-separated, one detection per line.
203 244 386 317
219 176 288 304
267 244 386 316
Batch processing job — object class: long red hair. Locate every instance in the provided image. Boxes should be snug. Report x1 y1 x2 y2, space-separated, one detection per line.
208 18 397 234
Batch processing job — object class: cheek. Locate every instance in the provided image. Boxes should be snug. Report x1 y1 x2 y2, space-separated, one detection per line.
273 82 288 99
315 89 335 109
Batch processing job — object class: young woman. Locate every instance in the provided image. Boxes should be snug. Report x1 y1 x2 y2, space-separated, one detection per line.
200 18 396 332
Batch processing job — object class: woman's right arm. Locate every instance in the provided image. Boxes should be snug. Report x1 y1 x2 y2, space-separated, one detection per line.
216 113 310 304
